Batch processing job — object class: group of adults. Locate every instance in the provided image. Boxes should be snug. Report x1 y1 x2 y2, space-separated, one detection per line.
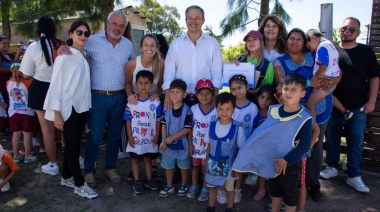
3 3 378 201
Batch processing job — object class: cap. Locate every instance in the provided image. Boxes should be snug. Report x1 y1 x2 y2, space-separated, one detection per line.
243 30 263 41
195 79 215 93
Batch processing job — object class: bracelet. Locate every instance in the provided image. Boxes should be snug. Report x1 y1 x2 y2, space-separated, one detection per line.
306 79 311 88
161 138 165 143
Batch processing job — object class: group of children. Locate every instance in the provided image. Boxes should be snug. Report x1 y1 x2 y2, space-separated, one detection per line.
123 66 315 212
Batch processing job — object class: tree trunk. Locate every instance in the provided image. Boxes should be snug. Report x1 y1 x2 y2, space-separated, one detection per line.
258 0 270 27
1 0 11 40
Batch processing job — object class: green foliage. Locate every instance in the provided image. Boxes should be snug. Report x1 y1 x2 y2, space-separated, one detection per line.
204 25 224 47
222 42 245 62
136 0 184 43
333 28 340 44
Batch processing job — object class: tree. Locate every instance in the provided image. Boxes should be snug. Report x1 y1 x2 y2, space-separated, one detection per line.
219 0 296 38
0 0 12 38
136 0 184 43
222 42 245 62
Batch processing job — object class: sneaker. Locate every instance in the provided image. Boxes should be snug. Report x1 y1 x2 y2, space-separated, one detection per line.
32 138 40 147
234 189 242 203
74 183 98 199
0 179 10 192
346 176 370 193
24 154 38 163
61 177 75 188
85 173 96 188
344 110 354 120
217 189 227 204
159 185 174 197
198 187 210 202
342 160 347 171
118 151 130 159
253 188 266 201
225 207 233 212
99 140 106 147
133 181 145 194
206 206 215 212
79 156 84 170
41 162 59 176
245 173 258 186
264 202 286 211
145 179 160 191
126 171 134 183
186 185 198 198
39 148 46 154
13 154 23 163
320 166 338 179
105 169 121 183
177 184 189 196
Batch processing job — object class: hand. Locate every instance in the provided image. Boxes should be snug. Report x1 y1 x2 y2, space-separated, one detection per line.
231 57 240 66
165 136 174 145
164 94 172 110
127 93 138 105
150 93 159 102
128 137 135 148
0 103 7 109
57 44 72 56
363 100 376 114
54 113 64 131
159 142 167 150
274 158 287 175
189 144 195 156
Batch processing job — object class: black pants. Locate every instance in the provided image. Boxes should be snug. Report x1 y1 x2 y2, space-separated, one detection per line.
306 121 328 188
62 108 88 187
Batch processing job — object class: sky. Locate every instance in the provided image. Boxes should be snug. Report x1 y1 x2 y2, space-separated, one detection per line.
122 0 372 48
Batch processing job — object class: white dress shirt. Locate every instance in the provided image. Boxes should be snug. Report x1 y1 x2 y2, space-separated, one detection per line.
162 32 222 93
44 47 91 121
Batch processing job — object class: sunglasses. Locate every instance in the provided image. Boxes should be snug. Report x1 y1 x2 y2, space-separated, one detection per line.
339 26 357 33
274 92 282 99
75 30 90 37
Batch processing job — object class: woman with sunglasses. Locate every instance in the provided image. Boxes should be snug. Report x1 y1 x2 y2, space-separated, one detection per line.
43 20 97 199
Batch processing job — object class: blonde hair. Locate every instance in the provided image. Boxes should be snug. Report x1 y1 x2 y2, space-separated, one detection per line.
11 60 23 86
243 39 265 69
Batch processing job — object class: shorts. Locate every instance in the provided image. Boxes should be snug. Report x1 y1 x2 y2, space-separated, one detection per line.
0 117 4 127
192 157 205 167
10 114 35 132
129 152 160 161
268 162 302 207
160 155 190 170
207 179 235 192
28 78 50 110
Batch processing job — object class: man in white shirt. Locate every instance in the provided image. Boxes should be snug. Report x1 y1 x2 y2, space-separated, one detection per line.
162 5 223 109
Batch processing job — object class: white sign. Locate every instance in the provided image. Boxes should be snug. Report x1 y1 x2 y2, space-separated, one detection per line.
223 62 256 88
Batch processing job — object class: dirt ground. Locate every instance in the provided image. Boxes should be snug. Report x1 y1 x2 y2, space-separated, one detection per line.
1 134 380 212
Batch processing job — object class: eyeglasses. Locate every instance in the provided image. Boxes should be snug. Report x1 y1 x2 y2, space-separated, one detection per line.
75 30 90 37
274 92 282 99
339 26 357 33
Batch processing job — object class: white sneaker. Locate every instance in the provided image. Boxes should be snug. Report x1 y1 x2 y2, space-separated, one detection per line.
0 179 10 192
61 177 75 188
320 166 338 179
74 183 98 199
79 156 84 169
217 189 227 204
346 176 370 193
117 151 130 159
234 189 242 203
32 138 40 147
41 162 59 176
39 148 46 154
245 173 258 186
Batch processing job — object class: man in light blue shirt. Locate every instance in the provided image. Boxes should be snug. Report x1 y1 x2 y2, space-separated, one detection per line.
83 10 135 188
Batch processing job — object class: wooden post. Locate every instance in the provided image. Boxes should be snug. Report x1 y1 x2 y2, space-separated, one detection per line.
319 3 333 42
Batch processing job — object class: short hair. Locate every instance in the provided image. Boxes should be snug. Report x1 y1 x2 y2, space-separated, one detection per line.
170 79 187 92
185 5 205 20
108 10 128 24
136 70 154 83
305 29 323 41
0 36 8 42
283 73 306 90
344 17 361 28
257 84 276 98
215 92 236 108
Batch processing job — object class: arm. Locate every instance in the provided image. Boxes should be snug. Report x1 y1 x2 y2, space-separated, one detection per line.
188 130 194 155
314 64 328 79
14 48 23 60
125 59 138 105
164 128 192 145
210 40 223 91
0 170 16 189
363 76 379 113
53 110 64 131
274 59 285 85
159 123 167 150
43 56 66 112
126 120 134 148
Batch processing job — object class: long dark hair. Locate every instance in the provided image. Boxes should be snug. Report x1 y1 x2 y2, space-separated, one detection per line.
66 20 91 46
258 15 288 54
37 16 61 66
154 34 169 59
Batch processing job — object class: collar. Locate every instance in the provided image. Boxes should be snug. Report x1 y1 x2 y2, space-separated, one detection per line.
270 105 303 121
284 51 314 71
69 47 86 57
183 32 207 40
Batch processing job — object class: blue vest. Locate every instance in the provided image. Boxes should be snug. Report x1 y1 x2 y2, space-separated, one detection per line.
205 119 240 186
159 104 190 160
232 105 312 178
276 51 332 124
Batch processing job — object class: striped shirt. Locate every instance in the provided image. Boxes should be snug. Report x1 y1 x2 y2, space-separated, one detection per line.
84 31 135 90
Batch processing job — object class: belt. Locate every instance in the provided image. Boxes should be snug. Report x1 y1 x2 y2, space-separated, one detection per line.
91 89 125 95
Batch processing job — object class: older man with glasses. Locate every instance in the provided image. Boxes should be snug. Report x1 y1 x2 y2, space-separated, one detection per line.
321 17 380 193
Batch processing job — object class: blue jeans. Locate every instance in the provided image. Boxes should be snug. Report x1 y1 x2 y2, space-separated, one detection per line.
84 93 126 174
325 108 367 178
